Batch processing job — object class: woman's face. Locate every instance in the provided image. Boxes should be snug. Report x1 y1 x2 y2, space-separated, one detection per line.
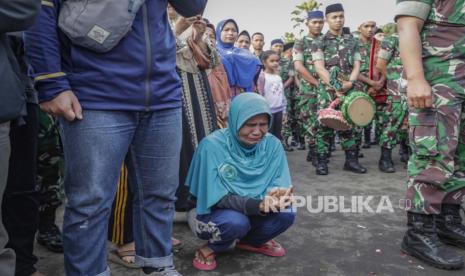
235 35 250 49
221 22 238 44
205 27 216 44
238 114 269 146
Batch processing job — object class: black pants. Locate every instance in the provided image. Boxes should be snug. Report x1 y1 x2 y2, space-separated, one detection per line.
270 111 283 141
3 103 39 276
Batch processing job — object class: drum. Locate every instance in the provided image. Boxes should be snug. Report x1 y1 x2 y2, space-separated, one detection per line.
341 91 376 127
317 98 351 131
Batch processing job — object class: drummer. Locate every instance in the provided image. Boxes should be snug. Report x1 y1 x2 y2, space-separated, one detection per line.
312 3 367 175
356 21 385 150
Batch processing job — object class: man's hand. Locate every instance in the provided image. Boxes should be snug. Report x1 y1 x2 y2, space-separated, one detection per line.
407 78 433 109
40 90 83 121
371 79 385 91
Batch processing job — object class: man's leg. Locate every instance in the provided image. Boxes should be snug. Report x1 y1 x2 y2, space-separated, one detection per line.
59 110 135 276
128 108 182 270
403 82 465 269
3 103 40 276
0 122 15 276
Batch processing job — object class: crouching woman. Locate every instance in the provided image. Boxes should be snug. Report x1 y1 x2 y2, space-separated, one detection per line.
185 93 295 271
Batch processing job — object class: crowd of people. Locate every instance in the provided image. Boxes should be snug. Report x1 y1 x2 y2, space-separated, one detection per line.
1 0 465 275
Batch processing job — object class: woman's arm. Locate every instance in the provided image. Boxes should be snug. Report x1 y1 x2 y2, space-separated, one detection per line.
215 194 263 215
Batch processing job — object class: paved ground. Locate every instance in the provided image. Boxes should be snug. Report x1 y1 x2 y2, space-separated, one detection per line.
36 145 465 276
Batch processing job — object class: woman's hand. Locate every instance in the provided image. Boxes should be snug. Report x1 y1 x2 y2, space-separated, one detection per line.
260 187 294 213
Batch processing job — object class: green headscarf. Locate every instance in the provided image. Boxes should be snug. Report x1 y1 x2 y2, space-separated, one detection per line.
185 93 291 215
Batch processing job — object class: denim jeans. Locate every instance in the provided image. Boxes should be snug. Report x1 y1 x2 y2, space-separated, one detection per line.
191 208 295 253
58 108 182 276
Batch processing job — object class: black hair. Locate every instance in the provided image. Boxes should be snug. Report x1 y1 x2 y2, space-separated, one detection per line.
251 32 265 39
238 30 251 40
261 50 279 63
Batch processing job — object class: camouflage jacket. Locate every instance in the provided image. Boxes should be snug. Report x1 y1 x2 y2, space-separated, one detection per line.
293 34 322 94
358 40 371 75
378 34 404 96
311 31 361 77
279 56 295 82
396 0 465 62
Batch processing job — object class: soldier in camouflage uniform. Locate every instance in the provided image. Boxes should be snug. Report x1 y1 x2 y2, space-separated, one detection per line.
356 21 387 151
376 32 410 173
293 10 325 165
397 0 465 269
311 3 367 175
37 110 64 253
271 39 297 151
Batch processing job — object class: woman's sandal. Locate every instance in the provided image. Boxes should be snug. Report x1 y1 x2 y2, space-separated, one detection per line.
192 248 217 271
236 239 286 257
108 249 142 269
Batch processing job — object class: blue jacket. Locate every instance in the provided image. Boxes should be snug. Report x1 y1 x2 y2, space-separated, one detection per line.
24 0 207 111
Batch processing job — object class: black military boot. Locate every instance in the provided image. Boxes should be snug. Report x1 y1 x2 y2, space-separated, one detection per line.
307 144 317 166
401 212 464 270
37 207 63 253
399 139 410 163
343 149 367 174
316 153 328 175
436 204 465 249
283 140 294 152
362 127 371 148
297 136 306 150
379 147 395 173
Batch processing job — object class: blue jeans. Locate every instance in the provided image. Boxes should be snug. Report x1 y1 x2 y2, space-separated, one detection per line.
193 209 295 253
58 108 182 276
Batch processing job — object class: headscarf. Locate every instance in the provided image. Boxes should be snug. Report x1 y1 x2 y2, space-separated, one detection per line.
216 19 261 92
185 93 291 215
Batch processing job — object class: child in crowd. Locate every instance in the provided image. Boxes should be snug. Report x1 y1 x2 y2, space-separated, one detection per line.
257 50 287 141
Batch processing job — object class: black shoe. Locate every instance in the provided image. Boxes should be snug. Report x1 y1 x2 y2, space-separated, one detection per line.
307 145 317 167
291 134 299 147
316 153 328 175
401 212 464 270
283 141 294 152
37 224 64 253
436 204 465 249
343 149 367 174
379 147 395 173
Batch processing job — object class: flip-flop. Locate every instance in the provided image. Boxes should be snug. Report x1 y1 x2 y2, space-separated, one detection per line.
108 249 142 269
172 237 183 252
192 248 217 271
236 239 286 257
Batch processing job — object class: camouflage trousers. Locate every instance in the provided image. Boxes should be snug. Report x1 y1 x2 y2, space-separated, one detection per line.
315 85 362 154
406 65 465 215
379 95 408 149
37 110 64 214
282 91 300 141
297 92 318 146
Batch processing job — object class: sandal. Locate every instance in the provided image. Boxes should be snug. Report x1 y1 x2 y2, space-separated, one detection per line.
236 239 286 257
108 249 142 269
192 247 217 271
172 237 183 252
